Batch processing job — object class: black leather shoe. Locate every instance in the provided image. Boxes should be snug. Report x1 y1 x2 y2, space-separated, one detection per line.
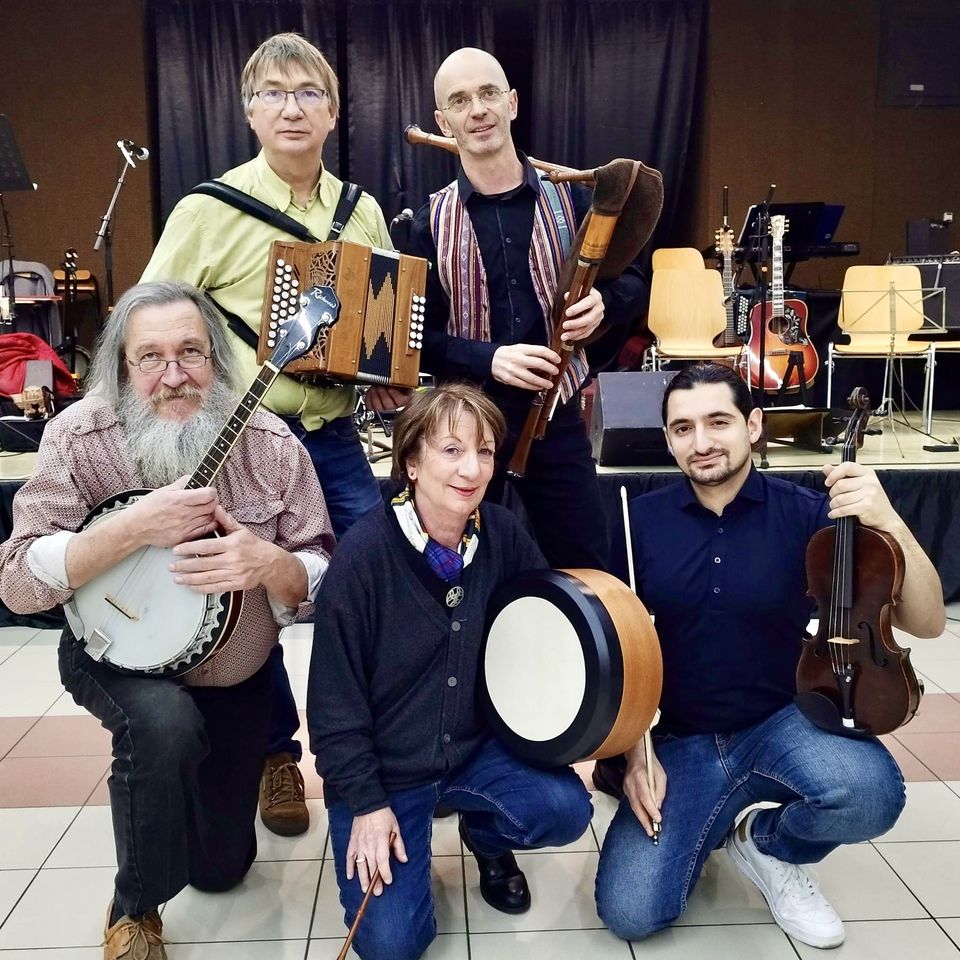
592 754 626 800
459 817 531 914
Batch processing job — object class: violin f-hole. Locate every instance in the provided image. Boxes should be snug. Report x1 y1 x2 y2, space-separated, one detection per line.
859 619 889 668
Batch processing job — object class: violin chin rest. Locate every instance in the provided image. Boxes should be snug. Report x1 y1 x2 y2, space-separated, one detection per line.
793 692 873 740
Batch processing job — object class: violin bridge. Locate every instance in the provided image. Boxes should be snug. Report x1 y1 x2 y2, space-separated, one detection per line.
105 595 140 621
828 635 860 646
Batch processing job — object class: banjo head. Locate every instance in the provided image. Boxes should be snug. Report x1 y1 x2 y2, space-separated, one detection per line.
65 489 239 678
481 568 662 767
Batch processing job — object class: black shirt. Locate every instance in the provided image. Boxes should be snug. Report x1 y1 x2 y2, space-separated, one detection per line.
611 469 833 736
409 155 648 408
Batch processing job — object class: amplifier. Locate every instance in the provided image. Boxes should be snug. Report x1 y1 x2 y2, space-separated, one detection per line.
590 371 677 466
0 416 46 452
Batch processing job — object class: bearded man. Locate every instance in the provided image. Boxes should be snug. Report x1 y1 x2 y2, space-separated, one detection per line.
0 280 334 960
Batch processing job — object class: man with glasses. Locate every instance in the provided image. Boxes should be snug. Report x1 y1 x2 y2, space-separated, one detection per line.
409 47 647 577
0 281 334 960
142 33 392 839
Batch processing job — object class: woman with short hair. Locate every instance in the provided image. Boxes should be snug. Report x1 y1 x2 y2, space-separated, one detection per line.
308 382 592 960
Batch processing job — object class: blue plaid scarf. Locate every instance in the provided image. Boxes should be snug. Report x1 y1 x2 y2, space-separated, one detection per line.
392 487 480 582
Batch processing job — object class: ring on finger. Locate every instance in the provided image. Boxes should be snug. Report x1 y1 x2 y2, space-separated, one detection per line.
355 855 366 863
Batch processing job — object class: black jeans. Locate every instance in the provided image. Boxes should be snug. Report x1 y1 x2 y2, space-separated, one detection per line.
487 395 610 570
58 634 272 916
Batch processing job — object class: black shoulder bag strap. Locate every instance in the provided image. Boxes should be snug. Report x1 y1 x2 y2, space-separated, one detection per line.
187 178 364 349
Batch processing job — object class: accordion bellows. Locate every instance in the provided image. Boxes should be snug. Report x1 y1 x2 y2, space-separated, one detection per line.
258 240 428 388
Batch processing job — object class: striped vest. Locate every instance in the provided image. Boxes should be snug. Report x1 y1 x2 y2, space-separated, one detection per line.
428 176 589 402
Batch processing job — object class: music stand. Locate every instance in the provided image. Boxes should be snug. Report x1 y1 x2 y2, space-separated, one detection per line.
827 278 942 434
0 115 36 328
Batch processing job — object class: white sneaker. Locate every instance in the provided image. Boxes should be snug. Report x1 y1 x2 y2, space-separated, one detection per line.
727 809 844 948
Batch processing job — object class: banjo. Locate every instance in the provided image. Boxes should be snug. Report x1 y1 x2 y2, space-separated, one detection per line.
64 281 339 678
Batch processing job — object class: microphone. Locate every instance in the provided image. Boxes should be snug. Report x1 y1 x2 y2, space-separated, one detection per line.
390 207 414 228
117 139 150 164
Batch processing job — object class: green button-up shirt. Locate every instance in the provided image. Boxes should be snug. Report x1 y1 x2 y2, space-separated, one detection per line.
141 151 393 430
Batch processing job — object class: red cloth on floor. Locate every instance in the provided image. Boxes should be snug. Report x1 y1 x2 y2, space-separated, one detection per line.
0 332 78 397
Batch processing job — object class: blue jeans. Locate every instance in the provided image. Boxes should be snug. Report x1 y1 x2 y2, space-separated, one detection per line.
268 414 383 758
328 738 593 960
595 703 905 941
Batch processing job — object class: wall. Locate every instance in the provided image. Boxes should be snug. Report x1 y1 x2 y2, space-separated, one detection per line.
0 0 152 342
689 0 960 289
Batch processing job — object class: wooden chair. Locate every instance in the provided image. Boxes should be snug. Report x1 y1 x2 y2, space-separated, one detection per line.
646 267 743 369
651 247 705 271
828 265 934 428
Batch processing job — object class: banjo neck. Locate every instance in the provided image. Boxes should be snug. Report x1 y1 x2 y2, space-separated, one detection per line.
185 361 280 491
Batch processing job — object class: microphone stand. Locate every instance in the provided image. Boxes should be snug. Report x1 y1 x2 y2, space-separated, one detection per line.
94 150 137 310
0 193 16 327
755 184 775 469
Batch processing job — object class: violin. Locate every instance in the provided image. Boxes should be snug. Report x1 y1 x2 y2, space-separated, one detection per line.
795 388 923 737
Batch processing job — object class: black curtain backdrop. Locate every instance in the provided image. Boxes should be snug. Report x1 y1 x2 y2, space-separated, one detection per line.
150 0 339 220
529 0 706 253
345 0 495 219
148 0 706 234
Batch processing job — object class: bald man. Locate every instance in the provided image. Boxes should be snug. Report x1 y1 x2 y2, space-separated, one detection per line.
409 47 648 572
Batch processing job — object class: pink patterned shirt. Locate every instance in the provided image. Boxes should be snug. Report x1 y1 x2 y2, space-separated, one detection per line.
0 395 334 687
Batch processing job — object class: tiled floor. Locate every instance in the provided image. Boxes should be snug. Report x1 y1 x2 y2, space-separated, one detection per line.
1 616 960 958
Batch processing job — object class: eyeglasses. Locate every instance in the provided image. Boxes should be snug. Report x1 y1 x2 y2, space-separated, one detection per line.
442 88 508 114
126 353 211 374
254 88 329 108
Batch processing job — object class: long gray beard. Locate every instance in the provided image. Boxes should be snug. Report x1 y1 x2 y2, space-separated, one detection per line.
117 378 241 488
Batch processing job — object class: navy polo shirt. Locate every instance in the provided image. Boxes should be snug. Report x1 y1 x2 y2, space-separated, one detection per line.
613 468 833 736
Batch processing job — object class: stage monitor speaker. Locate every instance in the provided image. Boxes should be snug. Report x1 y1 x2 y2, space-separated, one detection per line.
906 219 952 257
0 417 45 452
590 371 676 466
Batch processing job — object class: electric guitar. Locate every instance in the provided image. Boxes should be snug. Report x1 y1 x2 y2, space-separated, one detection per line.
64 284 338 677
713 224 743 351
739 215 819 392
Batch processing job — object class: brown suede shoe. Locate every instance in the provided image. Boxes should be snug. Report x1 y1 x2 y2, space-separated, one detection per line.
259 751 309 836
103 903 166 959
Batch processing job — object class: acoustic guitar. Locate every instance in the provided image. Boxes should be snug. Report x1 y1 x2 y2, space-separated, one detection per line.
739 215 819 392
64 284 337 677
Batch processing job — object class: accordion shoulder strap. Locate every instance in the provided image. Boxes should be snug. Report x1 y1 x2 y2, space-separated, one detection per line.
328 181 363 240
206 295 259 350
188 178 364 244
189 180 318 242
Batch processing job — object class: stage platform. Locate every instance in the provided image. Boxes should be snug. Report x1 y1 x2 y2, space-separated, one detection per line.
2 411 959 628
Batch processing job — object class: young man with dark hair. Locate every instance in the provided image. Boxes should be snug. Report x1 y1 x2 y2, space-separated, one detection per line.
596 363 944 949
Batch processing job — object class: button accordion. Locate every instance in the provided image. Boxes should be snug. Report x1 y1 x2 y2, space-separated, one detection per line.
257 239 428 388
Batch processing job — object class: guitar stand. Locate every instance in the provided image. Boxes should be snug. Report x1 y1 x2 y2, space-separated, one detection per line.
364 419 392 464
774 350 810 406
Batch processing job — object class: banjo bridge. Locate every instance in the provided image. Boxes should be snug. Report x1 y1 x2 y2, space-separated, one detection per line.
105 595 140 621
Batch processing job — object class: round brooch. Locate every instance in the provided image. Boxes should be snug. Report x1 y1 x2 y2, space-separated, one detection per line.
445 585 464 608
